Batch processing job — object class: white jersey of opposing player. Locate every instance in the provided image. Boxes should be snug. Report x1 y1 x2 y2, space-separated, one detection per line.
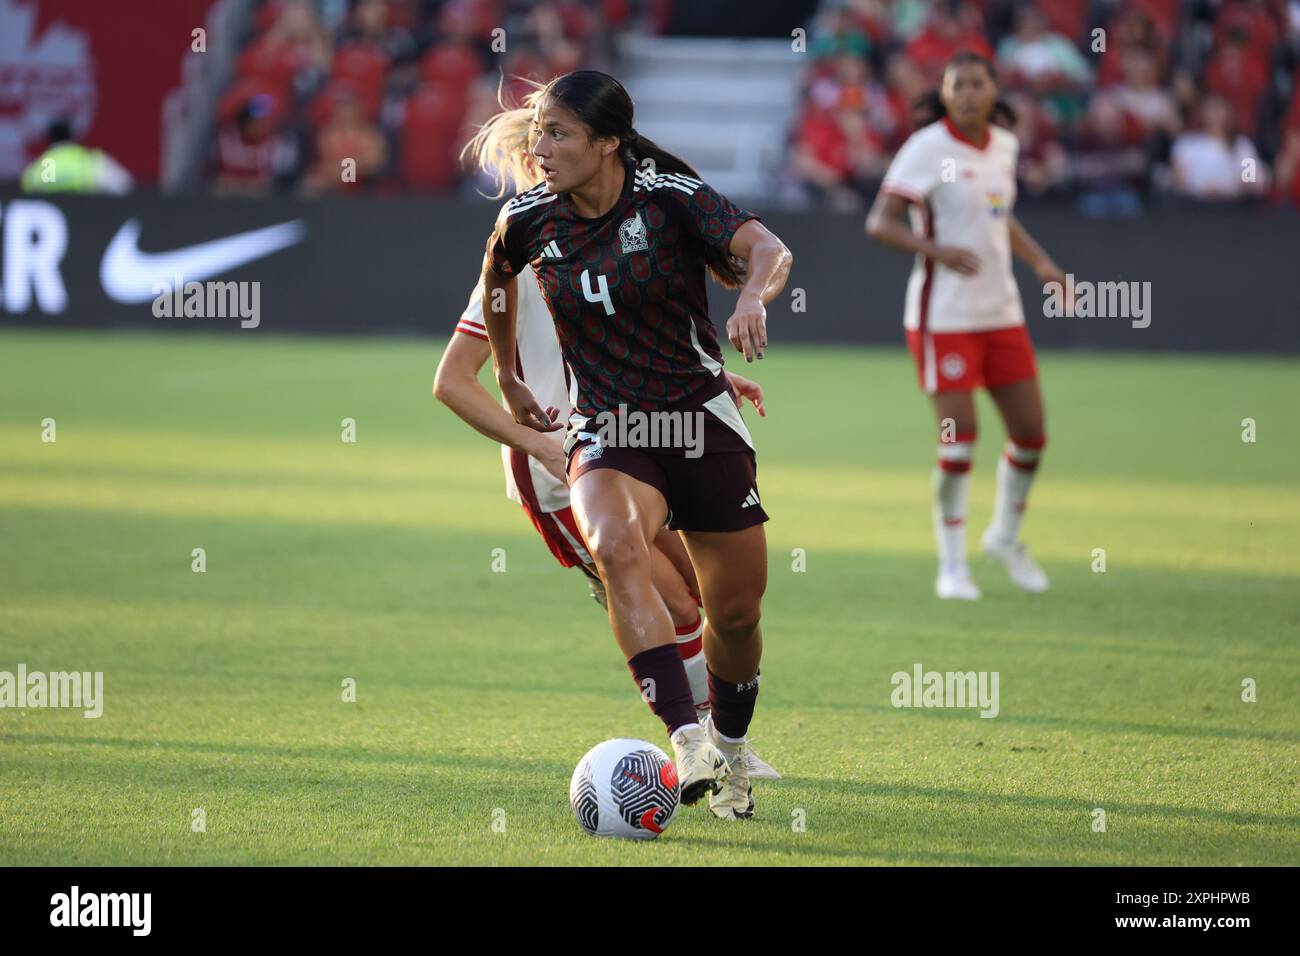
454 264 571 513
881 119 1024 333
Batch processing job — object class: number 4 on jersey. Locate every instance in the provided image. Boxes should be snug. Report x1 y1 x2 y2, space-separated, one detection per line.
581 268 615 316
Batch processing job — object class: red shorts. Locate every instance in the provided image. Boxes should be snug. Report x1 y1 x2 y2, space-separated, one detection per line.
906 325 1038 394
520 503 593 569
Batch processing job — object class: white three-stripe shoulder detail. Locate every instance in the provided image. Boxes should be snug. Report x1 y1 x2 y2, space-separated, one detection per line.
504 186 556 218
633 169 702 196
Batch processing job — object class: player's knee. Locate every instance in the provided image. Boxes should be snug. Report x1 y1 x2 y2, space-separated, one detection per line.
585 526 649 581
706 601 761 641
938 429 977 473
659 581 700 629
1006 434 1047 471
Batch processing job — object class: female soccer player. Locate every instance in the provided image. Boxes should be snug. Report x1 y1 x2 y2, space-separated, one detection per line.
434 83 778 789
867 51 1066 600
478 71 792 817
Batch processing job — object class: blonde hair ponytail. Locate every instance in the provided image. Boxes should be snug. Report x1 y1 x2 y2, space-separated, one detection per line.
460 75 547 198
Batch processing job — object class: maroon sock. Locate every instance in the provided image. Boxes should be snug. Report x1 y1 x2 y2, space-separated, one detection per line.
707 667 759 740
627 644 698 736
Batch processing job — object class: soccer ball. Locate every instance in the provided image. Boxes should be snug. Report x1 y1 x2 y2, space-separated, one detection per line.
569 738 680 840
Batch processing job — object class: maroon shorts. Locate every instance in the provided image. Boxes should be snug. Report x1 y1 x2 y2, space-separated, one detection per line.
565 382 768 534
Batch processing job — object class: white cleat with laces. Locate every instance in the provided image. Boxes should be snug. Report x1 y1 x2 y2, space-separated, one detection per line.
669 723 730 806
981 532 1050 593
700 711 781 780
704 717 755 819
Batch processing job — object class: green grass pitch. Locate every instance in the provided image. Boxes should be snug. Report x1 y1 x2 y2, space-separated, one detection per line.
1 329 1297 866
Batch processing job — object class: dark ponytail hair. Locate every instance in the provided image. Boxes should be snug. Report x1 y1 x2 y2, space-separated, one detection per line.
916 51 1017 129
542 70 747 289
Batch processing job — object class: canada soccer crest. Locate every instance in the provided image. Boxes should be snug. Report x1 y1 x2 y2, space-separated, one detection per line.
940 352 967 380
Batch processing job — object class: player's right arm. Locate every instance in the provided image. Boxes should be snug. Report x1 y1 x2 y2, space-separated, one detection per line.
865 134 980 275
864 192 975 275
481 210 561 433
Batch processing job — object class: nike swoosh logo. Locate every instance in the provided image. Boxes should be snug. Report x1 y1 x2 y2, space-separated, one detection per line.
100 218 307 304
639 808 664 834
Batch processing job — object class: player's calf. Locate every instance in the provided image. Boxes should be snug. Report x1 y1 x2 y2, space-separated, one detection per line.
934 431 981 599
983 434 1049 593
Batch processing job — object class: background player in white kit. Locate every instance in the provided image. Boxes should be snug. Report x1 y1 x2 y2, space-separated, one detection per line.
866 51 1069 600
432 85 777 776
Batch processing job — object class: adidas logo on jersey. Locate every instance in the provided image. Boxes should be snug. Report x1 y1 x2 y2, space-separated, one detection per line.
540 240 564 259
740 488 761 508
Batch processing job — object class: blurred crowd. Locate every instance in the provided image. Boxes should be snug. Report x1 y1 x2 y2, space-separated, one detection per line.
793 0 1300 212
211 0 1300 213
210 0 669 196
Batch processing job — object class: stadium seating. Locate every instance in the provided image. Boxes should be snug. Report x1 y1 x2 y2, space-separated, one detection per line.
208 0 1300 208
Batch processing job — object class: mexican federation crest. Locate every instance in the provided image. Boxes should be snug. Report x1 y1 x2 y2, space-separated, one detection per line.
619 211 649 253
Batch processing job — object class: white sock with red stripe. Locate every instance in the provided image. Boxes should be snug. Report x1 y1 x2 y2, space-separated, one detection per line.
934 433 975 571
674 614 709 715
988 436 1046 545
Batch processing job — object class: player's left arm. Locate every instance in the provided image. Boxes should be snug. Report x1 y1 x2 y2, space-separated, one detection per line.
1009 215 1065 287
727 219 793 363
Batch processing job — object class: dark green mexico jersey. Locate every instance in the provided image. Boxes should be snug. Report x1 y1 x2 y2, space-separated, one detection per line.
486 157 758 421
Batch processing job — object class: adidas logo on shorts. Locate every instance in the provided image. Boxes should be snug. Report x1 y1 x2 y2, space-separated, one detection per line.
740 488 760 508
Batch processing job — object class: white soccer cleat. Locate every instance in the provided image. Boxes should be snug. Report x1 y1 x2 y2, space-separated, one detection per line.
935 565 982 600
669 723 730 807
981 532 1049 593
740 748 781 782
705 718 754 820
700 711 781 780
